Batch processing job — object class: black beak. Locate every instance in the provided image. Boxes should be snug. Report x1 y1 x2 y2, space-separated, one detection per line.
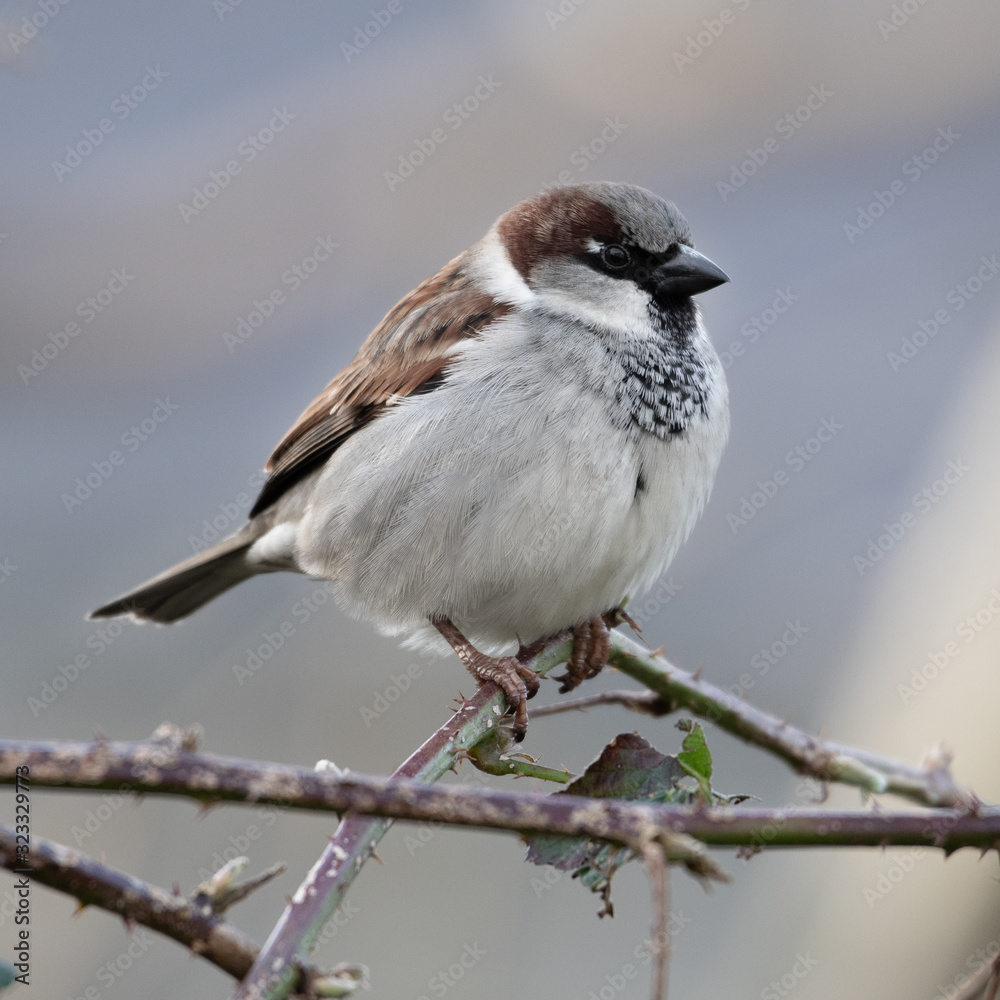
652 245 729 299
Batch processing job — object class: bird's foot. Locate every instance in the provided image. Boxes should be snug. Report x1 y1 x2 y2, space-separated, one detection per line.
554 606 640 694
434 617 540 741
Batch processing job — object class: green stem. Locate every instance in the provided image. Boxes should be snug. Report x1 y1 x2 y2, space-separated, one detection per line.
607 632 971 808
230 639 572 1000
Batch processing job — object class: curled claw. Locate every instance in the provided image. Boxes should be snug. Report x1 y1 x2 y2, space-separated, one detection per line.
557 615 614 693
434 617 540 740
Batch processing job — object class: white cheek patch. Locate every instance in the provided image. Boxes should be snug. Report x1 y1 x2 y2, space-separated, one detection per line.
471 229 538 307
537 276 657 340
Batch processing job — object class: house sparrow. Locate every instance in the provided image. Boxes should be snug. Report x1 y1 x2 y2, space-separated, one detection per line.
92 182 730 738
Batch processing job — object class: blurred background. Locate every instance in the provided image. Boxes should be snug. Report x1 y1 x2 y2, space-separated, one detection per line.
3 2 1000 997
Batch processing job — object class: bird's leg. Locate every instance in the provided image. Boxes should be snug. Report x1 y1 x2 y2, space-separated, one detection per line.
555 606 641 694
433 617 540 741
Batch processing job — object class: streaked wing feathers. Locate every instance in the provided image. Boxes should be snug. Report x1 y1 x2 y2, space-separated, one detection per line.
249 257 508 516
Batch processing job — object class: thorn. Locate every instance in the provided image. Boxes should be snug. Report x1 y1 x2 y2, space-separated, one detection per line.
692 667 703 681
314 759 346 777
72 901 87 917
181 725 202 752
650 646 665 659
370 852 384 866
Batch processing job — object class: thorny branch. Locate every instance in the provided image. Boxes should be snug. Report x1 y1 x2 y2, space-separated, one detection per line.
531 687 673 718
0 629 988 1000
0 821 364 997
603 631 974 808
226 675 527 1000
0 733 996 853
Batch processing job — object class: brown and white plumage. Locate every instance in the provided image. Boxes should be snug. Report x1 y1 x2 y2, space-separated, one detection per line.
92 182 730 736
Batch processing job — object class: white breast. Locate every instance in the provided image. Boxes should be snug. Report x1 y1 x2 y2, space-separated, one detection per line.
296 311 728 655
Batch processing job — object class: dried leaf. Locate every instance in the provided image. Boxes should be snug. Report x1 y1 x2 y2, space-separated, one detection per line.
524 733 698 905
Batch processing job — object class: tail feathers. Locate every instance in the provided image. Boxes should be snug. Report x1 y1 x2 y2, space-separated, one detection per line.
90 530 262 624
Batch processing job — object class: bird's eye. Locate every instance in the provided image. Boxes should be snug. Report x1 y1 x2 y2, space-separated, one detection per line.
600 243 630 270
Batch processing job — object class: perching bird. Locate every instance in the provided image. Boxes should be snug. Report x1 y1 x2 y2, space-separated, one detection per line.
92 182 730 737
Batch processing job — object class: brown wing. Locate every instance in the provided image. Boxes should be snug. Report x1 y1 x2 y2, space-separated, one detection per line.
249 256 509 516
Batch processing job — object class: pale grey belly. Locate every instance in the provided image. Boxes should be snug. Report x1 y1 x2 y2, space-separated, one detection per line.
294 379 712 652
